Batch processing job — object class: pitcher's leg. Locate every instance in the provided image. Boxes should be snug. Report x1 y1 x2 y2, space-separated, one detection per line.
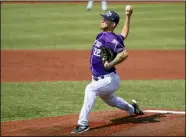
78 84 97 126
99 94 134 115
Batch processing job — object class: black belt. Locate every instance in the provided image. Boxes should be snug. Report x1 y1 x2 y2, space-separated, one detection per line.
93 75 104 81
93 72 116 81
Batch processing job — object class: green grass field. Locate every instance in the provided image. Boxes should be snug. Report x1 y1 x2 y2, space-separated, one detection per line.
1 3 185 49
1 80 185 122
1 3 185 122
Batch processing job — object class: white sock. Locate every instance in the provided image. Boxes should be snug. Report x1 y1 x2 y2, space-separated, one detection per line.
101 0 107 11
87 0 93 10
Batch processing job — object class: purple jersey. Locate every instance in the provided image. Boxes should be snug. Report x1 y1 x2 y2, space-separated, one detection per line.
90 32 125 77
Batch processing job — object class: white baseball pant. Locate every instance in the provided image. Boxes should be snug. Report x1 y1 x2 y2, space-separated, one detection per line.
78 72 134 126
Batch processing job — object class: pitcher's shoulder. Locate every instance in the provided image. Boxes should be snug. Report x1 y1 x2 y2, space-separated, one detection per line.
115 34 125 41
95 32 120 44
96 32 106 40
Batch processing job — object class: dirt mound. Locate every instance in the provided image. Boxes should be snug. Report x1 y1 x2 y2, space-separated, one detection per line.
1 109 185 136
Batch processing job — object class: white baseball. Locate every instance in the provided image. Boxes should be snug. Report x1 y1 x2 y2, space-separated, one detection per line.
126 5 132 10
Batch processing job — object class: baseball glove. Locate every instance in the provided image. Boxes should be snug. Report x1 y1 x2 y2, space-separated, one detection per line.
100 46 115 64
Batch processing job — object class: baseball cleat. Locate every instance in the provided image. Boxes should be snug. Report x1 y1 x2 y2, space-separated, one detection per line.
131 99 144 115
71 125 90 134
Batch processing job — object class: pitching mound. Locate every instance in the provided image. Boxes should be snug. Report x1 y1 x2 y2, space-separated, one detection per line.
1 109 185 136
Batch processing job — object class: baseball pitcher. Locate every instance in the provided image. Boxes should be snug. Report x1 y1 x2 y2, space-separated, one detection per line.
72 5 144 134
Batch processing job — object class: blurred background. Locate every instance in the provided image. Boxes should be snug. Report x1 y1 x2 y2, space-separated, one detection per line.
1 1 185 50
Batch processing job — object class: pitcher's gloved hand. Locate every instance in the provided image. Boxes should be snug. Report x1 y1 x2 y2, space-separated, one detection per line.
100 46 115 69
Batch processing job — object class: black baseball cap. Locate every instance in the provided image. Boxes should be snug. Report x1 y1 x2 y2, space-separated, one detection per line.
100 11 120 24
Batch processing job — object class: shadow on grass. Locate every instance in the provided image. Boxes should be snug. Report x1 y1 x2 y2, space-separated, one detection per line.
90 113 167 131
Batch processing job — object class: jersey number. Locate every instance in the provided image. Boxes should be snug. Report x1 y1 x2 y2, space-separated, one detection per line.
93 48 101 57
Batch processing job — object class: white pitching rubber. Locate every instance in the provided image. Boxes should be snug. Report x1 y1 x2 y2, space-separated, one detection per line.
144 110 185 114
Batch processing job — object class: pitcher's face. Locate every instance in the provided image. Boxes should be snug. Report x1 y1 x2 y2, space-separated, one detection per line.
100 19 114 30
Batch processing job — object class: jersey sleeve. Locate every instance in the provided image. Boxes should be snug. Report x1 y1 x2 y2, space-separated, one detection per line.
118 34 125 41
114 44 125 53
103 38 125 54
113 34 125 53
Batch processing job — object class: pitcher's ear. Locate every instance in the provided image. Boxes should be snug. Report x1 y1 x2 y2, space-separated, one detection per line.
112 22 116 27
